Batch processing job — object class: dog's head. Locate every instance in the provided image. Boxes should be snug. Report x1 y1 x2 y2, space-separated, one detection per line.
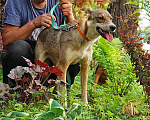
82 7 116 42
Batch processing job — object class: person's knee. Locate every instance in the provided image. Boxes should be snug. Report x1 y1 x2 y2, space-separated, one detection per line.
2 40 35 68
9 40 34 57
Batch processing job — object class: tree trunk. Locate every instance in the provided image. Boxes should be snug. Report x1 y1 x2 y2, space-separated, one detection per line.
108 0 138 38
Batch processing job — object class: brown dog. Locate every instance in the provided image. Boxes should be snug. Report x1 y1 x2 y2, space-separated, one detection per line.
35 7 116 105
93 64 108 89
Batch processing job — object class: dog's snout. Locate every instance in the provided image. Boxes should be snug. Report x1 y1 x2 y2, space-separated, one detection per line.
109 25 116 32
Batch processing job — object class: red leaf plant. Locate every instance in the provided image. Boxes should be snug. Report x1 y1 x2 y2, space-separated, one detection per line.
7 57 65 103
119 12 150 103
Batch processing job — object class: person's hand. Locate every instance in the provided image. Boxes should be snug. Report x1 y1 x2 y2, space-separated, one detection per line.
32 13 56 28
59 0 74 23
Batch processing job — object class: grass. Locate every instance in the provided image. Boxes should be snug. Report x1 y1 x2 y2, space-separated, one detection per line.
69 70 150 120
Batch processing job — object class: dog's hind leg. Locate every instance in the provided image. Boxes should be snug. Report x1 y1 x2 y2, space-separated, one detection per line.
56 61 69 107
93 65 103 88
35 43 48 63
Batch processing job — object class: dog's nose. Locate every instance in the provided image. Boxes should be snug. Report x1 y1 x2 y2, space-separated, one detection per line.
109 25 116 32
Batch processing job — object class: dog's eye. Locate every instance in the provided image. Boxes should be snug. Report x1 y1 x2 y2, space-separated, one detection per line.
98 17 104 20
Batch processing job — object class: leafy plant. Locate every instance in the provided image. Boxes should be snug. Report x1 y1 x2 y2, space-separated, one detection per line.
125 0 140 6
141 0 150 43
1 99 82 120
70 72 149 119
7 57 66 103
93 37 137 96
72 0 110 20
119 11 150 103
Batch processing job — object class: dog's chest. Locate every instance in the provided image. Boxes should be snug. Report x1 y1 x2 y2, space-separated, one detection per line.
66 44 93 64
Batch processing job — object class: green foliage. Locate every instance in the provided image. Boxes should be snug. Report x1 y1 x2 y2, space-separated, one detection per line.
0 99 82 120
89 0 110 10
141 0 150 19
0 38 149 119
93 37 137 96
141 0 150 43
69 70 150 119
125 0 140 6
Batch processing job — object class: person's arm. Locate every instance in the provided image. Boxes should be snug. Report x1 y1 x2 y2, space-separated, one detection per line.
2 14 56 47
59 0 74 23
2 22 35 46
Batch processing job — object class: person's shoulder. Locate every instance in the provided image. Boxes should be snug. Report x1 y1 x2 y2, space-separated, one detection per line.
6 0 28 9
14 0 27 4
6 0 26 5
8 0 27 4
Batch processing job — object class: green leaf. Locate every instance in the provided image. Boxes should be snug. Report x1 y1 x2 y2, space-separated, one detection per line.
66 103 82 120
54 116 64 120
14 118 20 120
39 112 55 118
14 103 23 111
0 118 13 120
125 1 139 5
35 112 55 120
7 111 29 117
49 99 64 117
24 89 37 94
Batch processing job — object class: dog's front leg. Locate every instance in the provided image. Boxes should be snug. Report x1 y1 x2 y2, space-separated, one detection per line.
80 60 89 105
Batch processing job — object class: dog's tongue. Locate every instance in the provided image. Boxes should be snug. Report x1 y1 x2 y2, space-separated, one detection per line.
104 31 113 42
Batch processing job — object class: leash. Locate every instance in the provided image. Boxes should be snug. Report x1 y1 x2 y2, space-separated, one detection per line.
50 2 90 41
50 1 69 31
66 70 71 88
50 2 72 86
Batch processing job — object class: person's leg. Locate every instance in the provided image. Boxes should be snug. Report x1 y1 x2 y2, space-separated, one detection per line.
68 63 80 85
2 40 36 87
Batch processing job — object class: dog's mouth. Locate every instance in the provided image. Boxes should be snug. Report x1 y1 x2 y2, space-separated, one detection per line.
96 27 113 42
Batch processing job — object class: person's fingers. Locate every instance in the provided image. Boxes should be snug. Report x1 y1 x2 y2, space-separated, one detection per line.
33 13 56 27
45 13 56 21
52 15 56 21
42 22 50 27
62 12 69 16
61 9 71 16
45 19 52 25
59 0 70 5
60 4 69 9
44 15 56 25
59 1 72 10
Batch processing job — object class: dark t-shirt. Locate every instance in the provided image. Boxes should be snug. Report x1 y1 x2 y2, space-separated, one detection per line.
3 0 64 40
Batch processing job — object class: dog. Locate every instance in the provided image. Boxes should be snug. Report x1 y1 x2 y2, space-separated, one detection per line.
35 7 116 105
93 64 108 89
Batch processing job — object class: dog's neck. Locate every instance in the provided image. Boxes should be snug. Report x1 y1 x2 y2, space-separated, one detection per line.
78 17 100 42
78 17 88 36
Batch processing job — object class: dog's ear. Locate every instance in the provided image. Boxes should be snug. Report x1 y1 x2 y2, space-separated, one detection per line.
81 7 93 15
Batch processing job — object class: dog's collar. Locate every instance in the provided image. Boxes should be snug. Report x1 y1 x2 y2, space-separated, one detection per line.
77 24 90 41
